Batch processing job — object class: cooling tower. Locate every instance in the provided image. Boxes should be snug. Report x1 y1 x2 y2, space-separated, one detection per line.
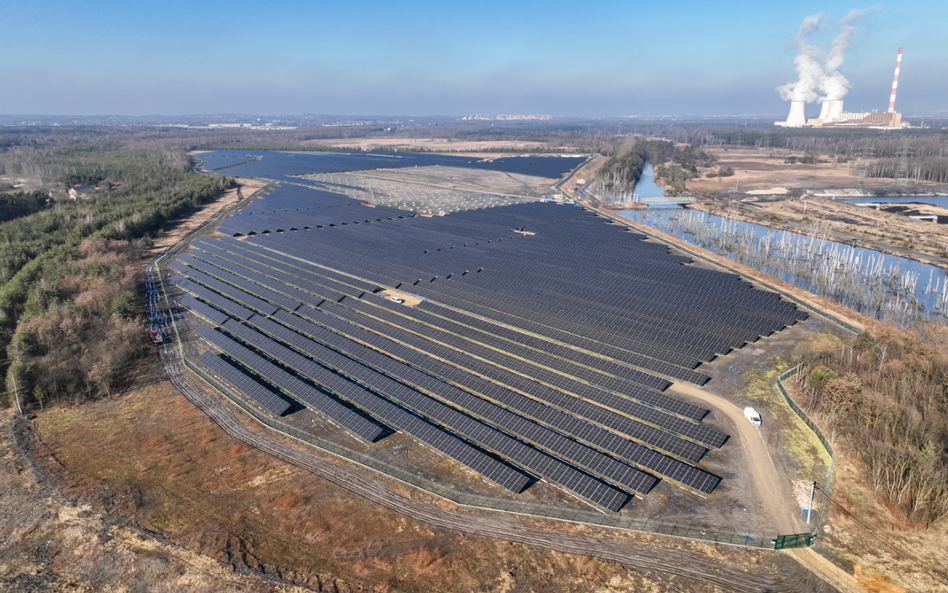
784 101 806 127
817 100 844 123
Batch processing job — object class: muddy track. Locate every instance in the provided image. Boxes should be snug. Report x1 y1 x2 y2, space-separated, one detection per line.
157 337 841 593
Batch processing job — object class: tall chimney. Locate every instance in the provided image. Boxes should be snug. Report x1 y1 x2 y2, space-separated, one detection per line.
786 101 806 127
888 47 902 113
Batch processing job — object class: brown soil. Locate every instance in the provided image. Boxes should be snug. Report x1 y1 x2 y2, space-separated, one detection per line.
0 409 311 592
559 155 609 200
685 146 946 196
14 360 775 593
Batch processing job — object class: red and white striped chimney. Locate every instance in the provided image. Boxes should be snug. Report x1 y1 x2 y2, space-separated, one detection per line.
888 47 902 113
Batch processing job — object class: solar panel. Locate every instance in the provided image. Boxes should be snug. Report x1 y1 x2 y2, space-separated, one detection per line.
196 324 387 442
223 316 629 507
198 351 292 416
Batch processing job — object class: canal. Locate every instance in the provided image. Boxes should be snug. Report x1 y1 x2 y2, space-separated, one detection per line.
617 167 948 324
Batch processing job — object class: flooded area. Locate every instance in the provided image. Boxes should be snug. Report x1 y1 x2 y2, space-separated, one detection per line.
620 207 948 323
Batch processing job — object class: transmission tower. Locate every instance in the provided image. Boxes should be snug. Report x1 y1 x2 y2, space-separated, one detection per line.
894 138 911 187
855 143 874 190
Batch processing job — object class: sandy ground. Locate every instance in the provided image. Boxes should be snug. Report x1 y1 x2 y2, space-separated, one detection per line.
686 146 947 197
150 178 268 252
559 155 609 199
300 138 556 155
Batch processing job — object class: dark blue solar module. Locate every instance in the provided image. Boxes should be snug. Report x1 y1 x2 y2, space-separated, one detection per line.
173 169 814 503
194 150 586 179
198 351 292 416
197 324 388 442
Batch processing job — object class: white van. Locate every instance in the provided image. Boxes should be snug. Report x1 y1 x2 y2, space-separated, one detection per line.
744 407 762 426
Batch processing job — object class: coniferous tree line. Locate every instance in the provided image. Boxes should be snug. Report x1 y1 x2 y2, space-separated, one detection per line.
0 131 232 410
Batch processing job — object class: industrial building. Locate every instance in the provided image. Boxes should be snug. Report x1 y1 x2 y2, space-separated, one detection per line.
776 48 905 129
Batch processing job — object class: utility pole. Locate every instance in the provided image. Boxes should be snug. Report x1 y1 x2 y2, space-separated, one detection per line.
855 143 873 190
894 138 911 187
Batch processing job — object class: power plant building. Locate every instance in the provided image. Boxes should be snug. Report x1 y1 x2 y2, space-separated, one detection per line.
775 47 905 129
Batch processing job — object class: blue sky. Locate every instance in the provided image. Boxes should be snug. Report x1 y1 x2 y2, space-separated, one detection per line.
1 0 944 116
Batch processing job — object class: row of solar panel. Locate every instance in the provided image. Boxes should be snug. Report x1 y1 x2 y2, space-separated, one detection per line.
271 307 719 494
195 243 357 300
318 298 708 464
312 303 717 492
362 292 714 403
344 295 727 450
410 299 709 420
229 315 640 506
408 279 729 361
209 236 380 293
199 351 292 416
197 324 387 442
196 321 533 495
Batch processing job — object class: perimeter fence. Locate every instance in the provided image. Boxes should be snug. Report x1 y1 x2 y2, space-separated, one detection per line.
775 363 835 538
150 171 832 551
182 354 777 548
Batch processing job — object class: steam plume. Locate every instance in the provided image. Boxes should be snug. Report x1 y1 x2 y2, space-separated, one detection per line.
819 9 867 100
777 14 824 103
777 9 869 103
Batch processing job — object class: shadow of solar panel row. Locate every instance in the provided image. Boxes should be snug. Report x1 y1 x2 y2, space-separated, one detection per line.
195 240 370 302
189 248 333 303
196 325 387 442
232 318 632 509
367 210 802 343
348 295 726 450
445 274 745 353
409 278 727 361
246 312 656 498
189 249 326 307
214 320 532 495
411 283 715 367
365 292 712 395
294 306 718 493
361 292 676 395
482 260 804 335
318 299 707 464
172 262 280 316
373 296 708 421
262 206 800 366
250 233 430 287
497 284 769 347
211 236 380 294
178 253 305 312
198 351 292 416
177 293 231 326
172 276 255 320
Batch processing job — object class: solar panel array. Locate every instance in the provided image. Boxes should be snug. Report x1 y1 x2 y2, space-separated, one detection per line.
196 150 586 179
169 163 808 510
